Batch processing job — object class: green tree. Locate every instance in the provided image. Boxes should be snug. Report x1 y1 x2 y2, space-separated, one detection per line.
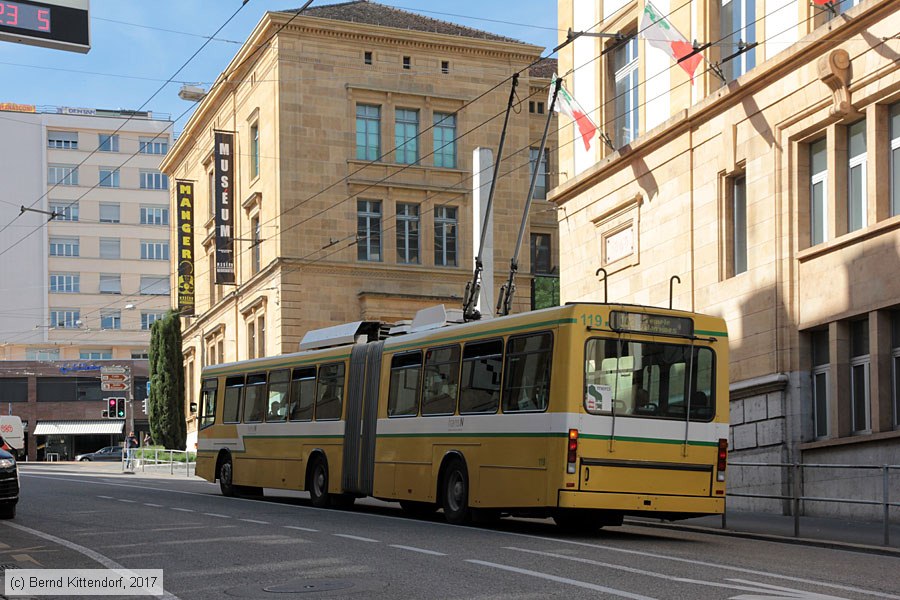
148 310 186 449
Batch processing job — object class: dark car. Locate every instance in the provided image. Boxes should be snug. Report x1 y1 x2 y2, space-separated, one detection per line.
0 447 18 519
75 446 123 462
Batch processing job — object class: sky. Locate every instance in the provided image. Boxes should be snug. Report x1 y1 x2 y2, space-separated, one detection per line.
0 0 562 134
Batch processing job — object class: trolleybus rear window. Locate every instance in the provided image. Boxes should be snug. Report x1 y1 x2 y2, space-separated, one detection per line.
316 362 346 421
502 332 552 413
422 345 460 416
289 367 316 421
388 351 422 417
459 339 503 414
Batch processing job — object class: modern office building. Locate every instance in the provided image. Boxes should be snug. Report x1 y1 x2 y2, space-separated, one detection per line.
0 104 172 459
552 0 900 517
161 2 559 447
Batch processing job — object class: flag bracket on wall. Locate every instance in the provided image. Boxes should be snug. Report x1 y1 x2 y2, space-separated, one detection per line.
811 0 838 16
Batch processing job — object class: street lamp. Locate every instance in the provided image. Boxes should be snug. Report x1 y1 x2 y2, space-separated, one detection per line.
177 84 207 102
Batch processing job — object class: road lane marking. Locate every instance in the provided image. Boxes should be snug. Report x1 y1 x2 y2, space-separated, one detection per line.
117 499 137 503
466 559 658 599
97 495 114 499
144 503 163 507
1 521 182 600
240 518 270 524
172 508 194 513
204 513 231 518
284 525 318 532
333 534 379 543
727 579 850 600
389 544 446 556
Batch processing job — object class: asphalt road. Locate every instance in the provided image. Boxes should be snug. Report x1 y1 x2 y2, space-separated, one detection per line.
2 465 899 599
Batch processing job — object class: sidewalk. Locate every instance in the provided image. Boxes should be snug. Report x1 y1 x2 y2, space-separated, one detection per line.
627 510 900 556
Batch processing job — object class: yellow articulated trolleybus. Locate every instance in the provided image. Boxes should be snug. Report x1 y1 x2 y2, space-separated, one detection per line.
195 303 730 530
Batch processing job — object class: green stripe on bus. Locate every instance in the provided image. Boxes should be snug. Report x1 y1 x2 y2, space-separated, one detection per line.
211 353 352 376
579 433 719 446
388 318 578 352
239 434 344 440
695 329 728 338
376 432 718 446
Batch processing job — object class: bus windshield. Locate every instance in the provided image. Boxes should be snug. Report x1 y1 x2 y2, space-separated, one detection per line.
584 337 715 421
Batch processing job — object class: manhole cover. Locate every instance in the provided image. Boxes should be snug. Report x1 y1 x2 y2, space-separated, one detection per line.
263 579 354 594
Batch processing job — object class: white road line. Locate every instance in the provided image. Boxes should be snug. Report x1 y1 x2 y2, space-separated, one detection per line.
97 495 114 499
204 513 231 519
333 534 379 543
171 508 194 513
144 503 163 507
466 559 658 599
284 525 318 532
240 519 269 525
1 521 182 600
117 499 137 503
389 544 446 556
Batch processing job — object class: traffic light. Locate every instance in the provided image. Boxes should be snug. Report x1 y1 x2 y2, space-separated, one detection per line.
141 399 148 415
116 398 126 419
108 399 117 419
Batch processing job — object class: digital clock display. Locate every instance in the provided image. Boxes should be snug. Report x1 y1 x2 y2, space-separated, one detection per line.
0 1 51 33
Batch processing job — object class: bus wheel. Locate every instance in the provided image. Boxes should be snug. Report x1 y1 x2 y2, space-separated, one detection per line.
399 500 437 518
219 457 236 497
441 459 470 525
308 457 330 508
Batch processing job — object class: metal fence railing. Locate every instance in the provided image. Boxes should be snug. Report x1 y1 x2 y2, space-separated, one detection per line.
726 461 900 546
122 448 196 477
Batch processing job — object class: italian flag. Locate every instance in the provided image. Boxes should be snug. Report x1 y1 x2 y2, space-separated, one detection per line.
640 0 703 83
551 74 599 151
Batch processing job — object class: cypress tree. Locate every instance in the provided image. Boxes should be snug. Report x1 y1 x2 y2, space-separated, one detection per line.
148 311 186 450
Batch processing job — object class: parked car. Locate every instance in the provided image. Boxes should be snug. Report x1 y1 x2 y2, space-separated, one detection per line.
0 446 18 519
75 446 123 462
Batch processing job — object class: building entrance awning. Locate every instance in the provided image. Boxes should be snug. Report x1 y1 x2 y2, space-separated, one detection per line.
33 420 124 436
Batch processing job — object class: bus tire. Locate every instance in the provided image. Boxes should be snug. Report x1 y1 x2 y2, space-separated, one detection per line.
399 500 437 518
308 456 330 508
219 456 236 497
441 459 470 525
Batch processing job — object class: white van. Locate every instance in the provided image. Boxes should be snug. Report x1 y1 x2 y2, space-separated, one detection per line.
0 416 24 454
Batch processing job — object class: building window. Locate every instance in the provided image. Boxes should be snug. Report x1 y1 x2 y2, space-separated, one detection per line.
364 51 373 65
99 203 120 223
208 170 215 218
719 0 756 81
433 113 456 168
48 164 78 186
49 202 78 222
847 119 867 233
141 241 170 260
49 273 79 293
356 104 381 161
441 60 450 74
257 315 265 358
395 109 419 164
47 131 77 150
27 348 60 360
357 200 382 262
434 205 458 267
98 134 119 152
140 206 169 225
397 203 420 264
139 136 168 155
891 104 900 217
810 138 828 246
140 276 170 295
80 350 112 360
247 321 256 360
141 311 165 330
100 310 121 330
403 56 411 70
98 168 120 188
850 319 870 433
529 101 545 114
99 237 120 259
99 274 121 294
250 121 260 179
529 147 549 200
50 310 80 328
140 170 169 190
530 233 552 274
251 216 261 274
612 35 639 147
892 311 900 429
132 352 149 360
811 329 830 439
732 174 748 275
49 237 79 257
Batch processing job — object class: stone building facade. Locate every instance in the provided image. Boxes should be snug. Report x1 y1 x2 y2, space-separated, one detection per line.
553 0 900 518
161 2 558 446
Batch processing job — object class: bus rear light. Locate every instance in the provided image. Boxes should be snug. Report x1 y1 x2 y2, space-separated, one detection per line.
716 438 727 482
567 429 578 474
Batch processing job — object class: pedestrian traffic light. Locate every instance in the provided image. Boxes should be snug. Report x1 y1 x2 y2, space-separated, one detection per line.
108 398 117 419
116 398 126 419
142 399 148 415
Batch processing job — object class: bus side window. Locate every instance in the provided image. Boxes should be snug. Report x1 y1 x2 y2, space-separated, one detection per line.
289 367 316 421
502 332 552 413
388 351 422 417
222 375 244 424
316 362 345 421
421 345 460 416
266 370 290 422
243 372 267 423
459 339 503 414
199 378 218 429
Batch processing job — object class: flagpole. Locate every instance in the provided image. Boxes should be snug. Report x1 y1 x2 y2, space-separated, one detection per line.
496 76 563 317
